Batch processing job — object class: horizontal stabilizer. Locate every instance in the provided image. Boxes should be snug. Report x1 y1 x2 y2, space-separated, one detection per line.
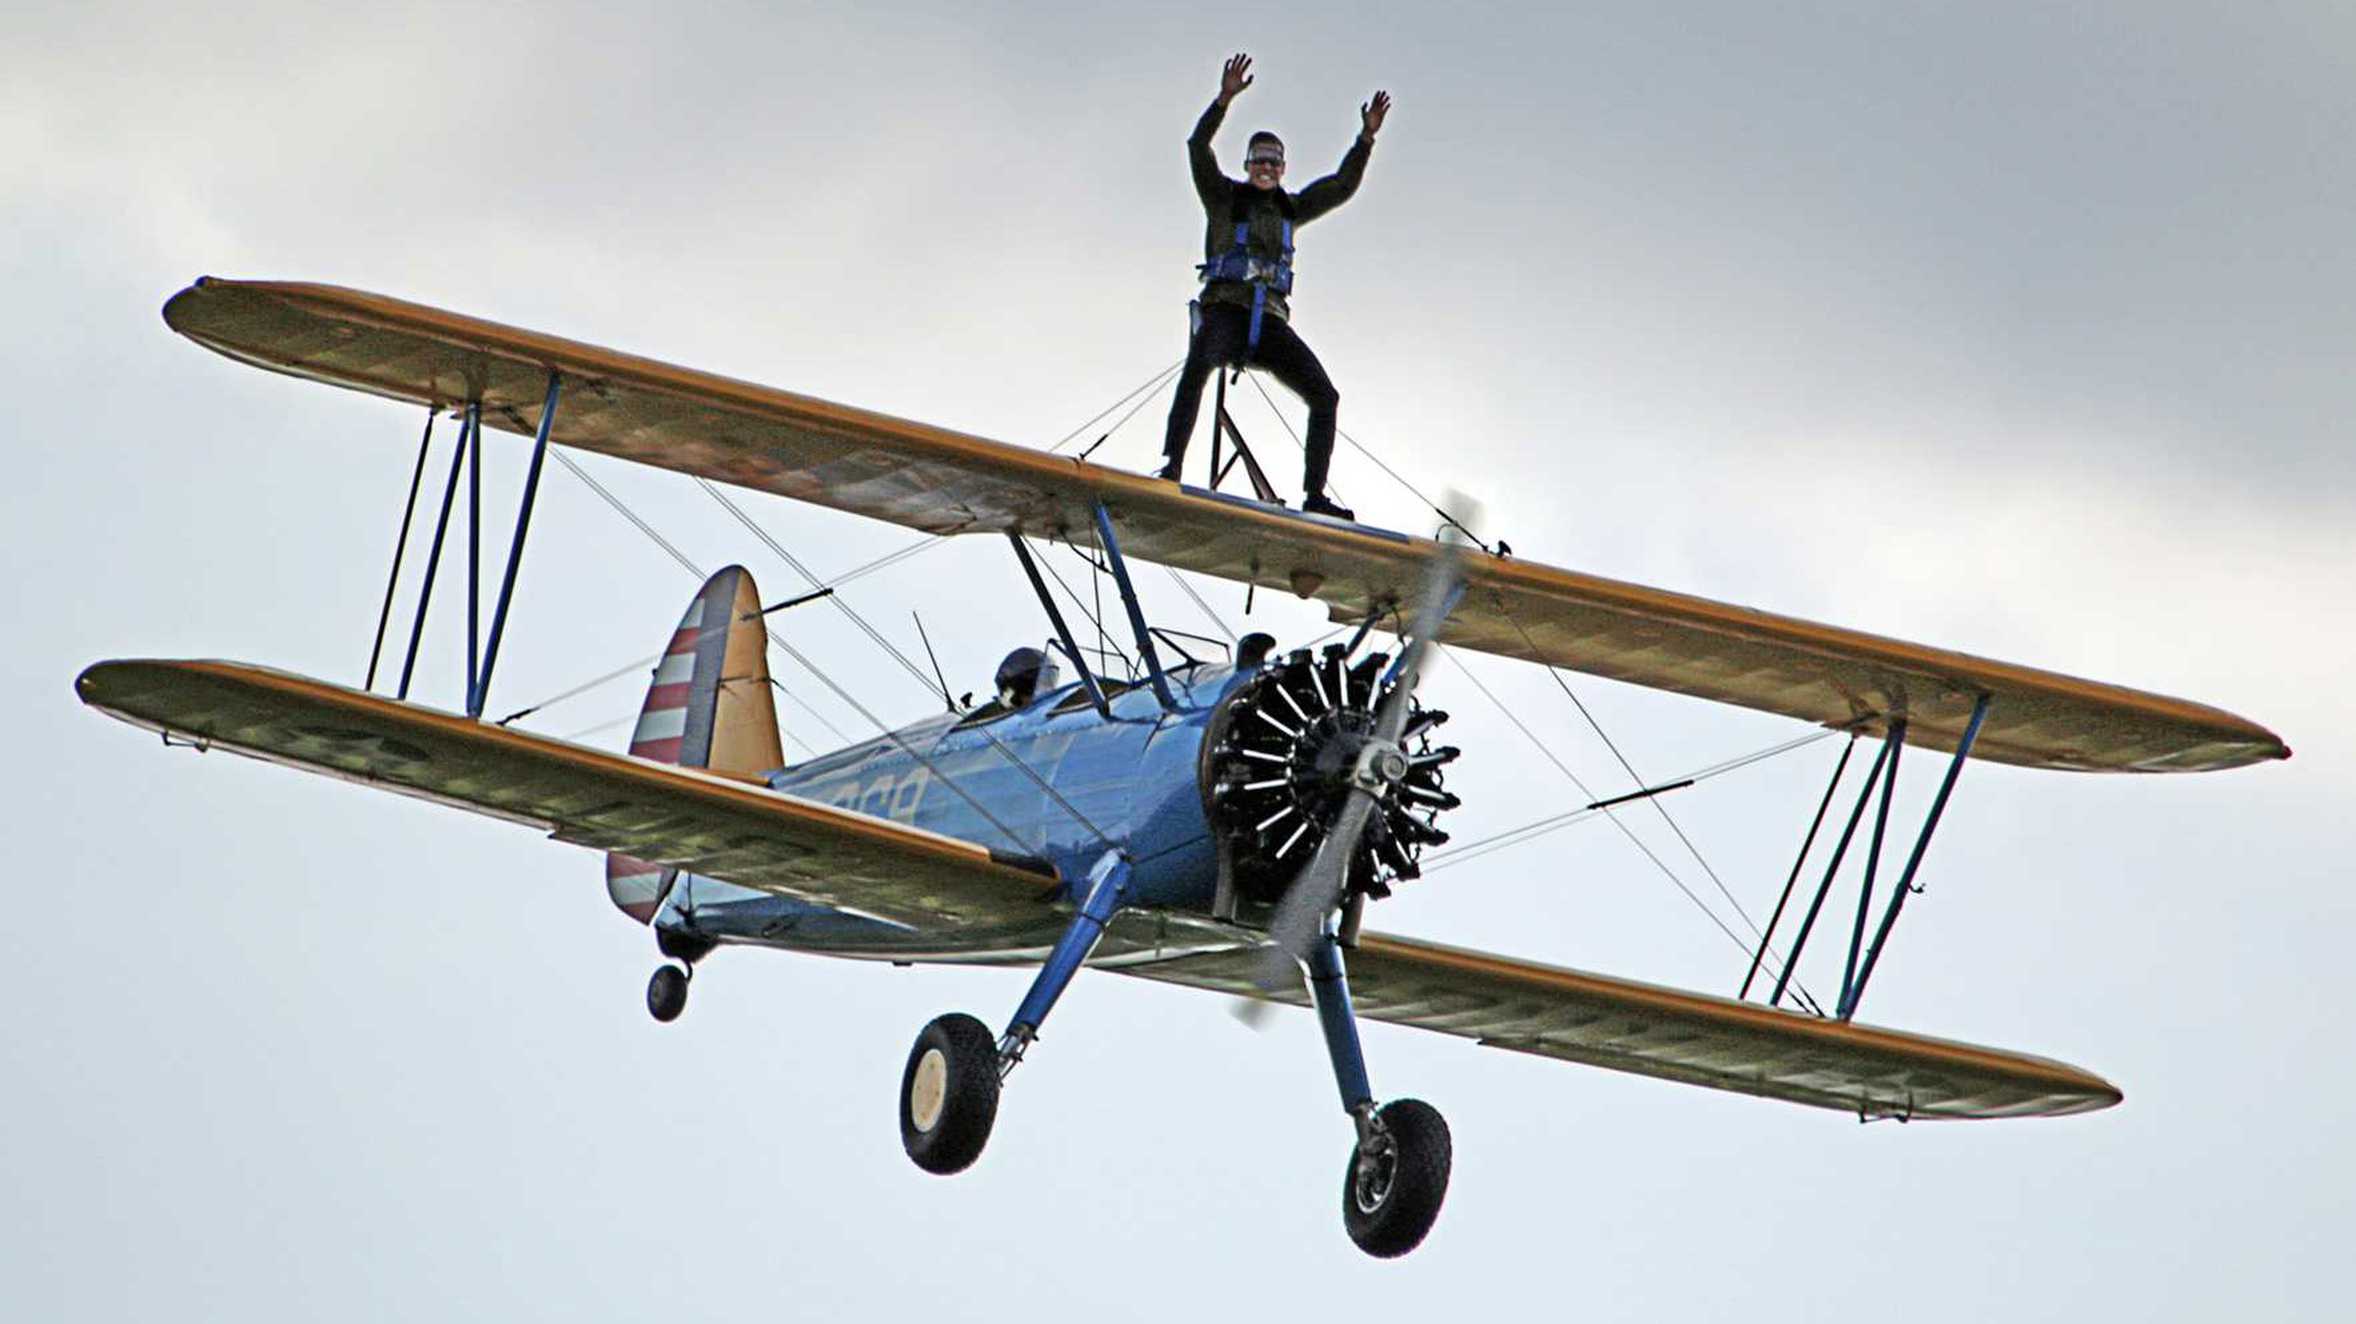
161 278 2289 773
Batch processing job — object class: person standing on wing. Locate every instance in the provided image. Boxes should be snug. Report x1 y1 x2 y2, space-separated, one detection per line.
1158 53 1388 522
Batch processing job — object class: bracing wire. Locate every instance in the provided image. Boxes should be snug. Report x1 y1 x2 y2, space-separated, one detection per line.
500 359 1182 728
553 452 1066 854
1238 373 1347 510
1422 727 1840 872
698 483 1122 850
1031 538 1130 676
1241 369 1489 551
1497 608 1763 936
814 358 1186 590
1162 566 1238 644
696 477 953 704
1230 363 1815 990
546 451 847 748
1437 649 1817 1001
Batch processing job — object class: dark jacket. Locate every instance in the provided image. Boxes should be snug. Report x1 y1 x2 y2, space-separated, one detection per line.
1188 99 1372 324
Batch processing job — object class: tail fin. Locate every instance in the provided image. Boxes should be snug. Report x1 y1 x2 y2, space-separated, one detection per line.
605 566 784 923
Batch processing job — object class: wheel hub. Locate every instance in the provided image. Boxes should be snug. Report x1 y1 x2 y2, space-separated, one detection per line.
908 1047 949 1133
1352 1133 1399 1213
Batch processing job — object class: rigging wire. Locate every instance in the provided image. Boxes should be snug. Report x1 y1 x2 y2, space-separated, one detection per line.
1162 565 1238 644
497 360 1183 730
1240 370 1491 552
1497 608 1764 936
553 449 1062 852
559 713 641 744
753 625 1043 854
1436 648 1817 1002
1230 365 1820 994
1422 727 1840 872
813 358 1186 590
695 481 1122 851
545 451 849 747
1036 538 1130 675
697 477 953 704
1238 373 1348 511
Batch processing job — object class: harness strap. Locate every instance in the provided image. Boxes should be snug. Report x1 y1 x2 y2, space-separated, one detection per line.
1198 217 1298 355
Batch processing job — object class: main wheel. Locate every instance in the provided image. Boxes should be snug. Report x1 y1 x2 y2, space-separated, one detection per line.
646 964 690 1023
899 1013 1001 1175
1341 1099 1452 1258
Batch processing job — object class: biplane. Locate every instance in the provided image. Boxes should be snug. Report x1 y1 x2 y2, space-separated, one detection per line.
78 278 2290 1258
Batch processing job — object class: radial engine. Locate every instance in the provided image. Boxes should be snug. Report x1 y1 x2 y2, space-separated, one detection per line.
1201 642 1462 908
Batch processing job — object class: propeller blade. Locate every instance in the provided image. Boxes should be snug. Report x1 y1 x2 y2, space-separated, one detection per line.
1247 496 1480 995
1265 789 1381 962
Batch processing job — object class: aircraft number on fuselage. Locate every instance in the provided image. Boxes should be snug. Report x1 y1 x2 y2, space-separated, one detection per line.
824 766 931 823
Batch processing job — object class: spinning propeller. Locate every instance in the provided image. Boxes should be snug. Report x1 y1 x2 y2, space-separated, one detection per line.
1210 505 1473 1006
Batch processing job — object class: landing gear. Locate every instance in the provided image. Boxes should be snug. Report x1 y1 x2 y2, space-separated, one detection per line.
646 963 690 1022
899 1013 1001 1175
1341 1099 1452 1258
1300 932 1452 1257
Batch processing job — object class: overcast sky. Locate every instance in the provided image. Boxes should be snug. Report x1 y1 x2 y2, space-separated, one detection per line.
6 2 2351 1319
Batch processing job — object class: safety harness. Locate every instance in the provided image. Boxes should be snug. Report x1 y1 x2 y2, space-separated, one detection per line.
1198 217 1294 352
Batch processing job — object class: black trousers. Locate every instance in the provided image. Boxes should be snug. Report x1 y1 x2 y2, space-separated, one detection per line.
1161 303 1340 497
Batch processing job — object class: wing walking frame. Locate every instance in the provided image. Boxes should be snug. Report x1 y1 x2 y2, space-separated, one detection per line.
112 275 2298 1130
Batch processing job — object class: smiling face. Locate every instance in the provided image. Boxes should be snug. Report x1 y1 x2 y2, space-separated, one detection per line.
1246 134 1285 191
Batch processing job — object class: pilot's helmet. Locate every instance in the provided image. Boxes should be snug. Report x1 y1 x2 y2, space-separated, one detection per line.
994 646 1060 708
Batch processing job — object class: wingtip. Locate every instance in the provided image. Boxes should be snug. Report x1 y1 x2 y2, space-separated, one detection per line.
161 279 213 331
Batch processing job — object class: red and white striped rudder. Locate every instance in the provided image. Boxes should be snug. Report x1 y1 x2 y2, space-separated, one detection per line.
603 566 783 922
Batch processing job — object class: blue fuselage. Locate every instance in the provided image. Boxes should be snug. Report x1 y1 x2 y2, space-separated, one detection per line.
771 662 1247 908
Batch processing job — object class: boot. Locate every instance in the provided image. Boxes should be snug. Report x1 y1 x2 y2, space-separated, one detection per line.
1302 492 1355 521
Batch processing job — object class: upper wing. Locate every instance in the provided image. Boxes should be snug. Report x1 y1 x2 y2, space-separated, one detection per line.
76 659 1063 932
163 278 2289 773
1125 933 2120 1120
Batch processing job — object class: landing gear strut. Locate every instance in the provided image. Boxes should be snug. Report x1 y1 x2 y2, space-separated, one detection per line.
897 850 1131 1177
1306 931 1453 1257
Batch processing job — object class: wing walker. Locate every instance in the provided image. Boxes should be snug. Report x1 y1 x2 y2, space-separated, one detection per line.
79 277 2290 1258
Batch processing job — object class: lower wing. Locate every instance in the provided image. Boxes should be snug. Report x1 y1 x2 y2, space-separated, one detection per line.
76 659 1062 930
81 657 2119 1120
1126 936 2119 1120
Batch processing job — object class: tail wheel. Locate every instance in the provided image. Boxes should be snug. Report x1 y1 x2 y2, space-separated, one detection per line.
1342 1099 1452 1258
900 1013 1002 1175
646 964 690 1023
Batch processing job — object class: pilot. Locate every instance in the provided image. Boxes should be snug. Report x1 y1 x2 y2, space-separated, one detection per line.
994 646 1059 709
1158 52 1389 523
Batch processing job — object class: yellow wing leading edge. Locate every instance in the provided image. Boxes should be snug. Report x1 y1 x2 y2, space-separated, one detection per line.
161 277 2288 774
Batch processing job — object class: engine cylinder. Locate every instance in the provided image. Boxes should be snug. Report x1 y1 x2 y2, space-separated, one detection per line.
1200 644 1460 906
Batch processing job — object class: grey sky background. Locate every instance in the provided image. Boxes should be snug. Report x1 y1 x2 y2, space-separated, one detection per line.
6 2 2351 1318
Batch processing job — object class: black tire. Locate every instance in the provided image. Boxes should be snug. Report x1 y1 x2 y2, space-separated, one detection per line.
899 1013 1001 1175
1341 1099 1452 1258
646 964 689 1023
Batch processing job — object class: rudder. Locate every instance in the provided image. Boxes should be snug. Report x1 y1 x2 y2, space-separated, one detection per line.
605 566 783 922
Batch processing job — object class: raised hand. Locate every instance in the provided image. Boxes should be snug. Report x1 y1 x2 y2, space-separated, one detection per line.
1360 90 1391 140
1219 53 1255 105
